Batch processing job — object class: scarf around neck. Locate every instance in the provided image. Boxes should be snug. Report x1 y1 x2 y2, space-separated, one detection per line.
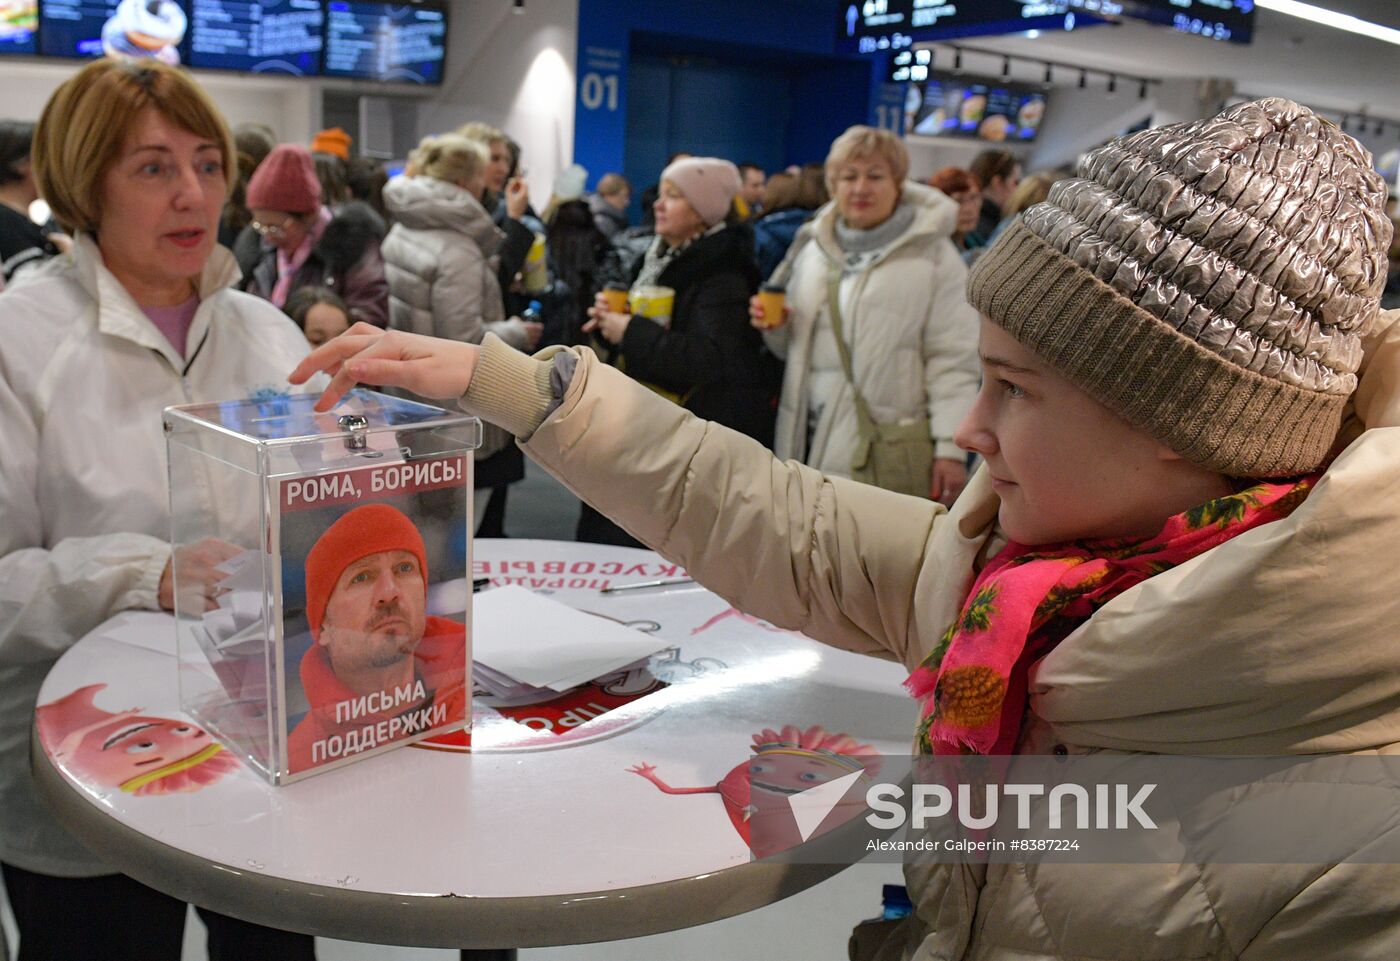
832 202 915 273
271 206 332 308
907 475 1318 756
633 222 725 291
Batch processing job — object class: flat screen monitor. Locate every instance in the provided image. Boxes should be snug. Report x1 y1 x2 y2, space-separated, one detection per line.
907 74 1046 143
187 0 322 76
323 0 445 85
0 1 38 55
40 0 191 62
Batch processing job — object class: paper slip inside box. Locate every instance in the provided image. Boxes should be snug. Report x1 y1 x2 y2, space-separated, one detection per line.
472 585 666 692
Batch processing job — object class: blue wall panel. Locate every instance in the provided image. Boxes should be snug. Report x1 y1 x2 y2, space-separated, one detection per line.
575 0 885 194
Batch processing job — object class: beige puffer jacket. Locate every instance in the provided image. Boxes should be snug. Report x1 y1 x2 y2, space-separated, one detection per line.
764 181 980 470
461 300 1400 960
382 174 533 460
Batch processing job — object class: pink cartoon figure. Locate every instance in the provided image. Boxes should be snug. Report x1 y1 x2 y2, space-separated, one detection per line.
628 724 882 857
36 684 240 796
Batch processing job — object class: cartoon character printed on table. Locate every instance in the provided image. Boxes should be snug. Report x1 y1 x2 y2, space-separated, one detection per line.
629 724 881 857
36 683 240 796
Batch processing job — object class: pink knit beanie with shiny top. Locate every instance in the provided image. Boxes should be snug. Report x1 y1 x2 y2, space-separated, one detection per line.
660 157 742 227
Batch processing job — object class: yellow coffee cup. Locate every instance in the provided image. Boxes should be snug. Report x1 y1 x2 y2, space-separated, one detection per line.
602 283 629 313
756 284 786 329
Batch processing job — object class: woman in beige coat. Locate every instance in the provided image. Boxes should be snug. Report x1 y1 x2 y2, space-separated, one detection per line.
294 99 1399 959
755 126 979 505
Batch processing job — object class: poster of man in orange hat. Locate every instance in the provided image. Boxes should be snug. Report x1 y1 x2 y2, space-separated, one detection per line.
282 490 469 775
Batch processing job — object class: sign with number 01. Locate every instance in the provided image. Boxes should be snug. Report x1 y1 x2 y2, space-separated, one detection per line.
580 71 619 111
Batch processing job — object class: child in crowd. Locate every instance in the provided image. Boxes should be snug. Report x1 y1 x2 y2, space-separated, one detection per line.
292 99 1398 958
284 285 351 347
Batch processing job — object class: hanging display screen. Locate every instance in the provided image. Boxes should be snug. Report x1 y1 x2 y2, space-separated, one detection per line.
323 0 445 85
24 0 450 83
40 0 190 62
839 0 1251 51
187 0 323 76
0 1 38 54
905 71 1047 143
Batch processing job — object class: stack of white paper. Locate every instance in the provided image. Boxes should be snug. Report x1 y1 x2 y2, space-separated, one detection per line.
188 551 265 655
470 585 666 697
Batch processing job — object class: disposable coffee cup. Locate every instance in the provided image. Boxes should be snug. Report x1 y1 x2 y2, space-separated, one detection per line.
602 283 629 313
757 284 786 328
630 285 675 328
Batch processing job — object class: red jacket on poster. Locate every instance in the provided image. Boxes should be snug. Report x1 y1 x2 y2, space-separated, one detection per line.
287 615 466 772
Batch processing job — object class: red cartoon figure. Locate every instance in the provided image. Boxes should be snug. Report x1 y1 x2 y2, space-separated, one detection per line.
629 724 882 857
36 684 240 796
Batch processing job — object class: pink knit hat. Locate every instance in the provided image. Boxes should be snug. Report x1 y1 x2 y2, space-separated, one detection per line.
246 144 321 215
660 157 741 227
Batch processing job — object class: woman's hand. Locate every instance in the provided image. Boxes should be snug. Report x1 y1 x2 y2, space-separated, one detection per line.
748 294 790 330
158 538 242 613
931 457 967 507
288 322 480 412
505 177 530 221
583 293 632 345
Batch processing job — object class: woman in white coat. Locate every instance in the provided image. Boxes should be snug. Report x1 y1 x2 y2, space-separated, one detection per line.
0 58 316 960
381 133 543 534
753 125 980 505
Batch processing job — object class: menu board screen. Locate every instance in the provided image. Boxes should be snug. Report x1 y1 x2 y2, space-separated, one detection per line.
324 0 445 85
188 0 322 75
41 0 190 61
0 1 38 55
906 73 1046 143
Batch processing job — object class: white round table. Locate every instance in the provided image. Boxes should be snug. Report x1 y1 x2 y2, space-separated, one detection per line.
32 540 917 948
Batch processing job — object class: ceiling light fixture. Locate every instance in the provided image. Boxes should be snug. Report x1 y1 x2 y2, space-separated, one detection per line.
1078 68 1087 89
1107 74 1118 94
1044 62 1054 83
512 0 525 12
1139 79 1148 99
1001 55 1011 78
953 47 963 71
1254 0 1400 48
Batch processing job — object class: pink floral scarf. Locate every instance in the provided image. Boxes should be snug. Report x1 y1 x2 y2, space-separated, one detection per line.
907 476 1317 756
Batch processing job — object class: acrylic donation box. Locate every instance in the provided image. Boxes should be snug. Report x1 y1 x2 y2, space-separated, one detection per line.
163 390 481 783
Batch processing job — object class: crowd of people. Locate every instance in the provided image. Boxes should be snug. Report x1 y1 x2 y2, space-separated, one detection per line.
2 50 1400 961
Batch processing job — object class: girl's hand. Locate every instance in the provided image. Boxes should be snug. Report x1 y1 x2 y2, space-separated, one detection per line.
288 323 480 412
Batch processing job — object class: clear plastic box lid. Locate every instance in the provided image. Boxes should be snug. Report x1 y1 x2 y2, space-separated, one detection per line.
163 389 477 447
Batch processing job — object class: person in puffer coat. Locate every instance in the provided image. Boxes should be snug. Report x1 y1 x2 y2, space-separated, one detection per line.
294 98 1398 961
381 133 541 533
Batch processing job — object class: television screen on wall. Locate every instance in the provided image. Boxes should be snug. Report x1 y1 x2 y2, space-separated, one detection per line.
186 0 322 76
323 0 445 85
906 73 1046 143
0 1 38 55
40 0 191 62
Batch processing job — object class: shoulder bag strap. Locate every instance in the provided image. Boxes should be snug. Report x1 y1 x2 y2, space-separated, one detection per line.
826 264 880 442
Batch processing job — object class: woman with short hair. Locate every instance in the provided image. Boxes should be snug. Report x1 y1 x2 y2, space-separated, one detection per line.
0 57 315 960
926 166 981 250
755 125 980 505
